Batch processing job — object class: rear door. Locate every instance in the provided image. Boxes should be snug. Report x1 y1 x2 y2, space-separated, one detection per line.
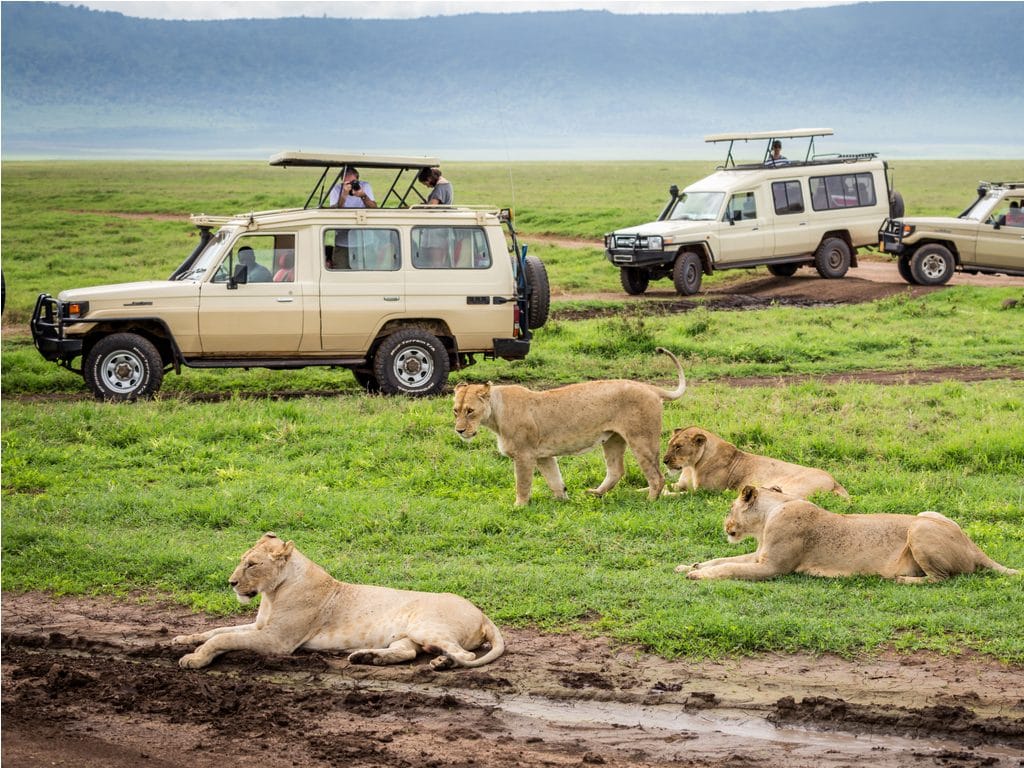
769 179 812 258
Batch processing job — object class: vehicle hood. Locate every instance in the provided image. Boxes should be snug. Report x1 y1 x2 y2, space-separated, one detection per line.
610 219 711 237
58 281 200 304
897 216 973 230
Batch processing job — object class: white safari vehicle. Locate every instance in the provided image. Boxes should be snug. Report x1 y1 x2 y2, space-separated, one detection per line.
31 153 550 400
605 129 904 295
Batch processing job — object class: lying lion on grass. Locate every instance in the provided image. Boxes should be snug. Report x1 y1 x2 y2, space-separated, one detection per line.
174 533 504 670
453 347 686 505
663 426 849 499
677 486 1018 583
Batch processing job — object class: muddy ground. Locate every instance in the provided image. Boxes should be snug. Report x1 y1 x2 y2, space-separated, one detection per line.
3 592 1023 768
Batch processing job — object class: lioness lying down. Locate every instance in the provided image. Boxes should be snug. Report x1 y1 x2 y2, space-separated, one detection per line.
678 486 1018 583
663 426 849 499
454 347 686 505
174 533 505 670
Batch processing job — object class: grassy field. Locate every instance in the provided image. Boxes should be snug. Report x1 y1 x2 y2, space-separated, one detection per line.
2 160 1024 662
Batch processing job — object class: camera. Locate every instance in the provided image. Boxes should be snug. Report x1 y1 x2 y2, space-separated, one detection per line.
349 180 361 193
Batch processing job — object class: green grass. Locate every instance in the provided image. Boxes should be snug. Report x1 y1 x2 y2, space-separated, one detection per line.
3 159 1024 663
3 382 1022 660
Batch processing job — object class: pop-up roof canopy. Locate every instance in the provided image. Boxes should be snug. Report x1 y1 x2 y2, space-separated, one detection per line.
703 129 835 168
270 152 442 209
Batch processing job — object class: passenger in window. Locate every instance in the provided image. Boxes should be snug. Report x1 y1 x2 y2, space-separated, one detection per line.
237 246 272 282
765 140 788 167
1006 201 1024 227
418 167 454 206
328 167 377 209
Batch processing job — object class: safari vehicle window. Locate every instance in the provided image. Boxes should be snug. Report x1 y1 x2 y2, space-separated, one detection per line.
772 181 805 215
412 227 493 270
668 192 725 221
993 199 1024 227
213 234 295 283
809 172 876 211
178 229 233 281
963 192 1005 223
325 228 400 271
726 192 757 221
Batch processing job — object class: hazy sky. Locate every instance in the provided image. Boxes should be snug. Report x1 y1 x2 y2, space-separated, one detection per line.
69 0 859 20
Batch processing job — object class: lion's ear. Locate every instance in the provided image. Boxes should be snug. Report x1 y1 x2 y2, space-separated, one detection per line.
454 381 467 391
281 541 295 559
768 485 783 493
693 433 706 446
741 485 757 503
481 382 492 399
672 427 684 436
261 532 279 541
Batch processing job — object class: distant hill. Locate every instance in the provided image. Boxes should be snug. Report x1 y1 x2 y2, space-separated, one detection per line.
2 2 1022 158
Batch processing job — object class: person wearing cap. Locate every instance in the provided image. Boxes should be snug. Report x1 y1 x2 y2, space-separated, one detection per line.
417 167 454 206
765 140 788 166
328 167 377 208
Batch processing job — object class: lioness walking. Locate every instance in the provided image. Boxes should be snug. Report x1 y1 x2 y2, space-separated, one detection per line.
453 347 686 505
174 533 505 670
679 486 1019 583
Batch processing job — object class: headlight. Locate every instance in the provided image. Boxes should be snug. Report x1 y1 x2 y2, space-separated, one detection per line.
901 224 915 237
605 235 614 249
645 236 663 250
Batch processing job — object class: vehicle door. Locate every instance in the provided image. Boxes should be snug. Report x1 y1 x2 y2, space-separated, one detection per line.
769 179 811 257
198 232 305 354
407 225 510 350
715 191 769 264
975 197 1024 270
320 227 406 353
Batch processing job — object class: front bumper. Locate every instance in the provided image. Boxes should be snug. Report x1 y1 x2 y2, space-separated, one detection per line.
605 248 671 268
877 218 907 254
31 293 83 362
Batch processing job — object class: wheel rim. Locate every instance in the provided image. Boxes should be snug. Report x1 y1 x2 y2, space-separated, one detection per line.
920 252 947 280
100 350 145 394
826 247 844 270
392 345 434 388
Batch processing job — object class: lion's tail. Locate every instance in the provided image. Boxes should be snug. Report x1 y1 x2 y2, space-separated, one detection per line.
655 347 687 401
462 617 506 668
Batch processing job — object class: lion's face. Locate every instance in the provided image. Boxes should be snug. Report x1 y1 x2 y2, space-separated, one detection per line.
228 533 294 603
453 382 492 441
663 427 709 470
724 486 770 543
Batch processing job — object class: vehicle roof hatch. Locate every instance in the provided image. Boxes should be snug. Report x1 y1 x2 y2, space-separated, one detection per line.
269 151 442 209
704 128 834 169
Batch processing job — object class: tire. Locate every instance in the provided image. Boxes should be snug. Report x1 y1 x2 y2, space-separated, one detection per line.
672 251 702 295
620 267 649 295
524 254 550 329
84 332 164 401
889 190 905 219
896 255 917 285
910 244 954 286
352 369 381 393
766 263 799 277
813 237 851 279
373 328 449 397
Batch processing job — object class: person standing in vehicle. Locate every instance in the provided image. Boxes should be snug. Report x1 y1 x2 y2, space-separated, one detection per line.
765 140 788 166
328 167 377 208
418 167 453 205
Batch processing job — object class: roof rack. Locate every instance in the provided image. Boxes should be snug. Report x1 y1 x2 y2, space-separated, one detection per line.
705 128 834 169
270 151 442 209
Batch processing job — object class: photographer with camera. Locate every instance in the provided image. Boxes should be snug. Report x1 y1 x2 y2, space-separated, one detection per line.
328 167 377 209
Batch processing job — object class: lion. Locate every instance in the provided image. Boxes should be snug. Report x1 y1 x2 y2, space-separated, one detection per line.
677 486 1019 583
173 533 505 670
663 426 849 499
453 347 686 505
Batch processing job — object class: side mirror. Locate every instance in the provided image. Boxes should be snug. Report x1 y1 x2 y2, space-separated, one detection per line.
229 263 248 289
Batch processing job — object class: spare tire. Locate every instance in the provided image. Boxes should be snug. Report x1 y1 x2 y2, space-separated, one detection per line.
524 255 550 329
889 190 905 219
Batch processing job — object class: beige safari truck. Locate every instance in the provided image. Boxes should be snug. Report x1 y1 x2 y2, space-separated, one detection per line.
31 153 550 400
879 181 1024 285
605 129 904 295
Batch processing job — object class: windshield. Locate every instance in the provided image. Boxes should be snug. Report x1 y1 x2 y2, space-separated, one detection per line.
668 192 725 221
961 191 1001 223
176 228 235 280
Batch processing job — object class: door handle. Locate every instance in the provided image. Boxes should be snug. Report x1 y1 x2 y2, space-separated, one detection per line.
383 296 400 302
275 297 294 303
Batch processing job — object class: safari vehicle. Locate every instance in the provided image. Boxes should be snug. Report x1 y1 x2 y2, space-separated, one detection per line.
605 129 904 295
879 181 1024 285
31 153 550 400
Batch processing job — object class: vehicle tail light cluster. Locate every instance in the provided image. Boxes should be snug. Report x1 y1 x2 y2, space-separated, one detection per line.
513 304 521 338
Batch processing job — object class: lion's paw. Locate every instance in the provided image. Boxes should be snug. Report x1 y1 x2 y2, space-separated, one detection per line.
674 563 697 574
347 650 380 665
178 653 209 669
172 634 197 645
430 654 456 671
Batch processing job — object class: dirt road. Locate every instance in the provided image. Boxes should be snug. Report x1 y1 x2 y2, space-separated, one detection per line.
3 592 1023 768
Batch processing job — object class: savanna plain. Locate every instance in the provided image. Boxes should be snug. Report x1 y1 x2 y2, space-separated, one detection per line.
2 159 1024 767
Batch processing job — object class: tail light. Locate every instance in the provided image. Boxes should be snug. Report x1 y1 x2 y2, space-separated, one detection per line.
513 304 521 338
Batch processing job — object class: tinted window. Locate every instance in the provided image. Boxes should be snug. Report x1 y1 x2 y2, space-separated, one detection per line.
325 228 399 271
810 172 877 211
412 227 493 270
772 181 805 215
